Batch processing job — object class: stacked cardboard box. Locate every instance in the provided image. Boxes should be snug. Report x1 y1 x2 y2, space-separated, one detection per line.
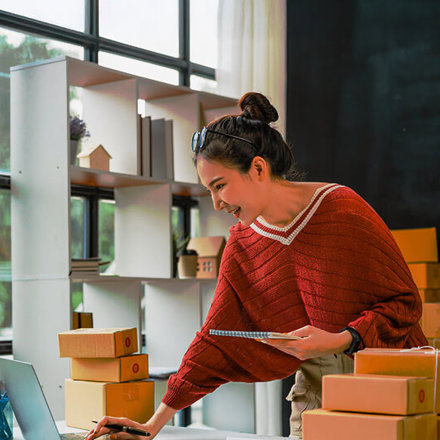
302 354 438 439
58 328 154 431
391 227 440 342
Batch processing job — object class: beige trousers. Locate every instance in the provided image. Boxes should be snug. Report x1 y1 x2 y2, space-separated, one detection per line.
286 354 354 438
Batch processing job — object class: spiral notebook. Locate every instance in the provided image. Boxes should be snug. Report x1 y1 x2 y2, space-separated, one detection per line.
209 329 302 340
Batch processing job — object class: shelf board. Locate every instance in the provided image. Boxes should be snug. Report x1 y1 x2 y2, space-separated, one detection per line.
70 166 209 196
71 273 218 283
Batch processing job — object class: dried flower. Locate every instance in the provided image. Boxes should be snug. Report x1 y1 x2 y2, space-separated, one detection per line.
70 115 90 141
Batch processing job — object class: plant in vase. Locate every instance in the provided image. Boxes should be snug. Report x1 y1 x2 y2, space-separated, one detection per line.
70 115 90 165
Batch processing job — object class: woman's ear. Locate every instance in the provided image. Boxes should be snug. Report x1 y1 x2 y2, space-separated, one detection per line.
251 156 269 180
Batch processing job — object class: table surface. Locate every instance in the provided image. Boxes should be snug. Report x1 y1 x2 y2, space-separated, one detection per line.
13 421 290 440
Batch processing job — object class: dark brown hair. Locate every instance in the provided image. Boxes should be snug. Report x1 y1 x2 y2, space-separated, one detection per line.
193 92 304 181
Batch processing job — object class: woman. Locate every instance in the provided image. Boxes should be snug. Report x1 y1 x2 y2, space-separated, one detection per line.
86 92 427 440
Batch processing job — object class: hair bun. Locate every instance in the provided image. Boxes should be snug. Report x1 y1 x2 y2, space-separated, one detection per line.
238 92 278 124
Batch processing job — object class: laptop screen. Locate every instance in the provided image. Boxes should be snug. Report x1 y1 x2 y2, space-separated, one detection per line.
0 358 61 440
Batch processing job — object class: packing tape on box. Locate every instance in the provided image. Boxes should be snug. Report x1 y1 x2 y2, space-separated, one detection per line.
400 345 439 410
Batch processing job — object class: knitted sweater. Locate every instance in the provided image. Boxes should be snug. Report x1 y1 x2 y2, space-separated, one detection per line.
162 184 427 410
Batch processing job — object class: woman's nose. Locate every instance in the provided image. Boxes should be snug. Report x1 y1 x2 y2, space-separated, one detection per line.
211 192 223 211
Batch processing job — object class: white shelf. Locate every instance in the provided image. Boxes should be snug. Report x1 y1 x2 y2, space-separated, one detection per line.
10 56 244 424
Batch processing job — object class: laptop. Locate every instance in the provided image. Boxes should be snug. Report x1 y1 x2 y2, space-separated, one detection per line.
0 358 86 440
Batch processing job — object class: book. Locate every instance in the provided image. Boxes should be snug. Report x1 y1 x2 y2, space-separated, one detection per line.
209 329 303 340
151 118 167 180
164 119 174 180
141 115 151 177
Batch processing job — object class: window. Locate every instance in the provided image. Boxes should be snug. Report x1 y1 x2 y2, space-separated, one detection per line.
0 1 214 353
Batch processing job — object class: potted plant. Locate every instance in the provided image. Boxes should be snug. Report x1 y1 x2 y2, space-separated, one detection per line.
173 232 198 278
70 115 90 165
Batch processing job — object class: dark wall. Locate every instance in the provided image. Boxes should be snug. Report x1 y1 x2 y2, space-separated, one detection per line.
286 0 440 231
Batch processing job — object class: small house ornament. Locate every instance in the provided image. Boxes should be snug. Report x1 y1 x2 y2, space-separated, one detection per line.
187 236 226 279
77 144 112 171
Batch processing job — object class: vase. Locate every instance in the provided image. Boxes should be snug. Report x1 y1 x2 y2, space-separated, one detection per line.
70 140 79 165
177 254 198 278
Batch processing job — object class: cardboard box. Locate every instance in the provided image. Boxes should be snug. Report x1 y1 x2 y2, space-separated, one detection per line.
409 263 440 289
59 328 138 358
302 409 437 440
187 236 226 279
422 303 440 338
72 312 93 329
419 289 440 303
391 227 438 263
65 379 154 430
71 354 149 382
355 348 440 412
322 374 434 415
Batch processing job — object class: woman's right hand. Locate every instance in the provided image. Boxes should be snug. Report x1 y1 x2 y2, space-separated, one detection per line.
84 416 154 439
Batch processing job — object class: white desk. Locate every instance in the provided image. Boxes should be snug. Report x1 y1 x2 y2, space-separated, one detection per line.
13 422 290 440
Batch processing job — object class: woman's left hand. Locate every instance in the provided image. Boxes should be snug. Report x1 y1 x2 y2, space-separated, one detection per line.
259 325 352 360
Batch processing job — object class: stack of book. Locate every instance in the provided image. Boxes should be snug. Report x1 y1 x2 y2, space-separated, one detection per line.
71 258 107 274
58 327 154 431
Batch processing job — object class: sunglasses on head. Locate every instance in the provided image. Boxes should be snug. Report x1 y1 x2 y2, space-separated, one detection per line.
191 126 257 152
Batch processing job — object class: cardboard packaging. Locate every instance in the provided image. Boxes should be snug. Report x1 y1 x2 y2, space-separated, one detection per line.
302 409 437 440
322 374 434 415
187 236 226 279
72 312 93 329
421 303 440 338
65 379 154 430
354 348 440 412
71 354 149 382
59 328 138 358
409 263 440 289
419 289 440 303
391 227 438 263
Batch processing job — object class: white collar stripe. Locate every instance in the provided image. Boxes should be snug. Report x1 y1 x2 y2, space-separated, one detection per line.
250 184 342 245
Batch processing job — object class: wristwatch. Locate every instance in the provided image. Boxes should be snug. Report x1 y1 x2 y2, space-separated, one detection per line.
340 326 362 355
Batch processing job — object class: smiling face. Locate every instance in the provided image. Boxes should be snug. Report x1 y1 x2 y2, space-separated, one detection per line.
196 156 268 226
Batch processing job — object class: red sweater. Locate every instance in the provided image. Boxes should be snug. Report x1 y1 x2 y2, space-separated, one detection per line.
162 184 427 410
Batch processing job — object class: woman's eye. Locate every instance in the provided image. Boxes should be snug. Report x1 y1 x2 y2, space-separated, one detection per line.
215 183 224 191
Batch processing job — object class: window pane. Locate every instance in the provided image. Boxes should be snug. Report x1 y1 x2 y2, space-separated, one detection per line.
0 189 11 336
190 0 218 68
0 27 84 173
99 199 115 274
100 0 179 57
99 51 179 85
1 0 85 32
190 75 218 94
71 197 85 259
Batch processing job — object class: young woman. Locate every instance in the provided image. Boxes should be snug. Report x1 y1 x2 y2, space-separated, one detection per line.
86 92 427 440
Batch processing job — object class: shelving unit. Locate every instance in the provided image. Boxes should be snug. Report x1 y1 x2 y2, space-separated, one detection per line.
10 56 244 423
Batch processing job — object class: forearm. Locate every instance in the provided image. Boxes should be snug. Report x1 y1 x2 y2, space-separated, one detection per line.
145 402 179 437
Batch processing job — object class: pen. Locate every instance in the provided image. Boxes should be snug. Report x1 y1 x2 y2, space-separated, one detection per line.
92 420 151 437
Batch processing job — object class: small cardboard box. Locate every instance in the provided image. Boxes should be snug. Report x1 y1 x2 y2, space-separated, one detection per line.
409 263 440 289
65 379 154 430
59 328 138 358
391 227 438 263
187 236 226 279
322 374 434 415
355 348 440 412
421 303 440 338
302 409 437 440
71 354 149 382
72 312 93 329
419 289 440 303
